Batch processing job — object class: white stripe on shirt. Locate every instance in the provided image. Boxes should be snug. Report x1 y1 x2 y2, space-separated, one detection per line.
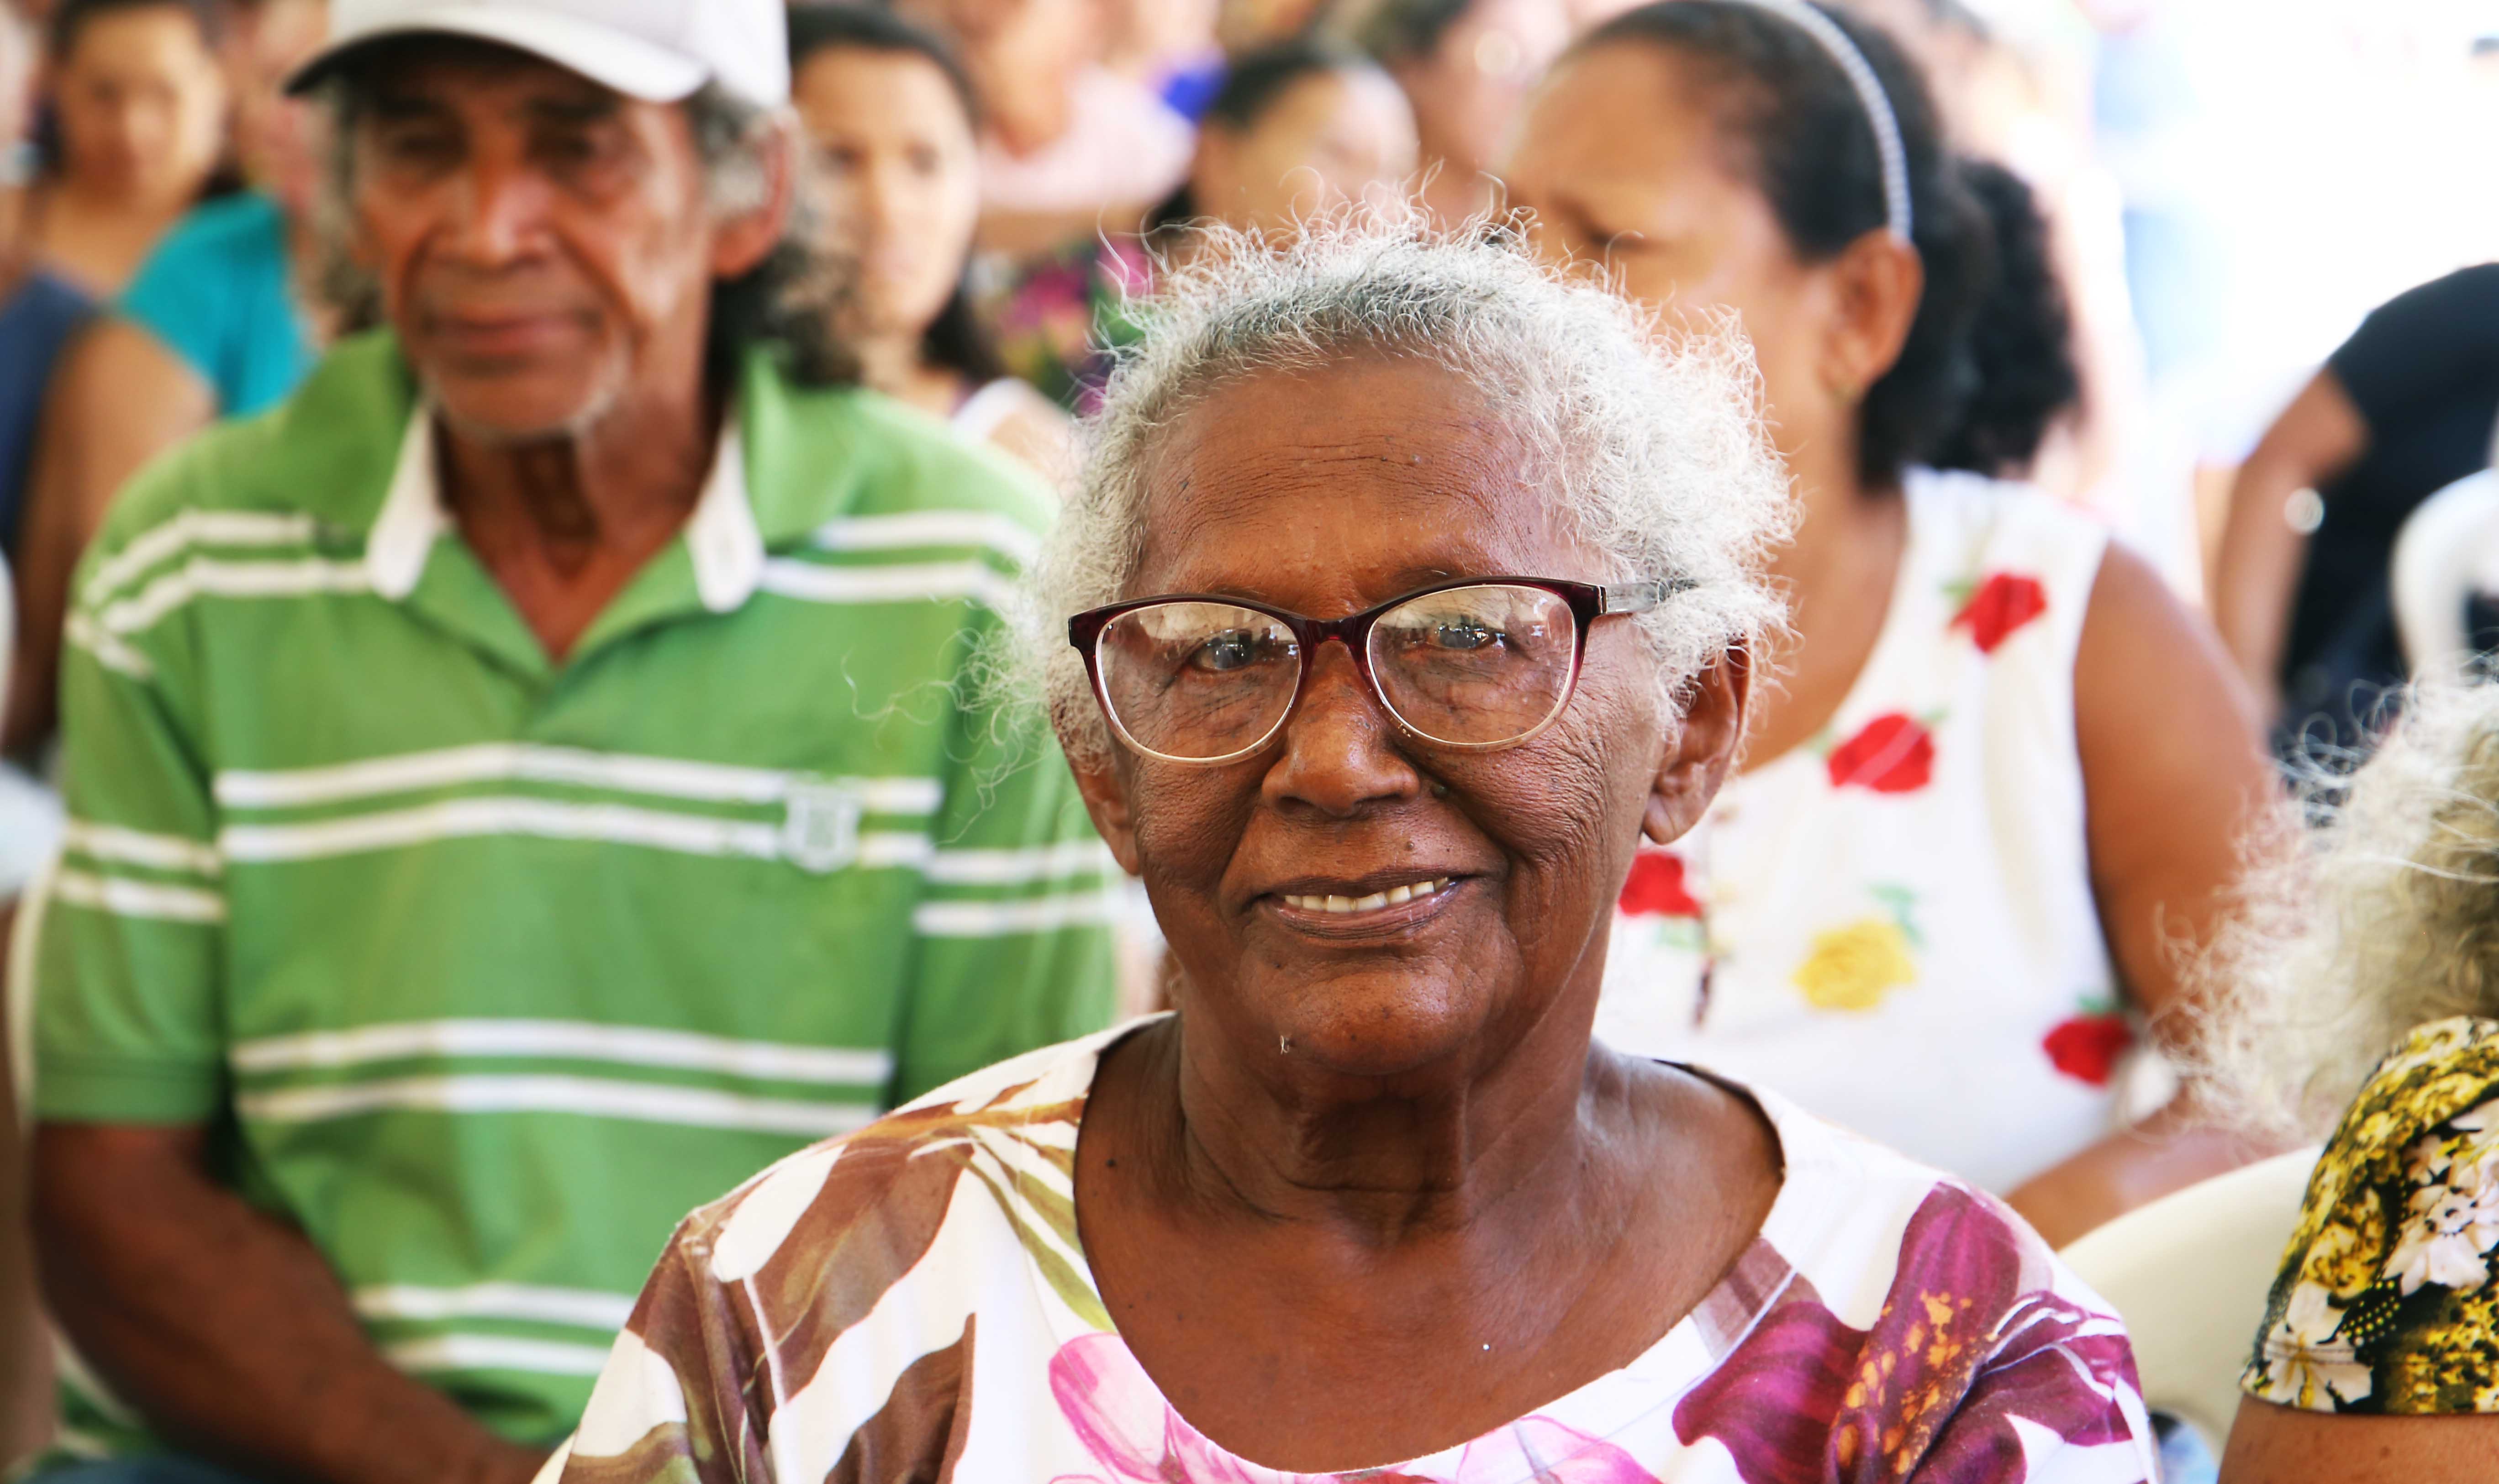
83 510 319 608
233 1020 892 1086
912 889 1121 938
61 820 223 878
354 1283 638 1331
756 559 1016 612
51 869 226 923
384 1334 617 1378
215 743 943 814
236 1073 880 1137
812 510 1040 567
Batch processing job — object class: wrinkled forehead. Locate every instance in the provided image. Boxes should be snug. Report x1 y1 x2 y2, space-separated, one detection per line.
1127 355 1588 607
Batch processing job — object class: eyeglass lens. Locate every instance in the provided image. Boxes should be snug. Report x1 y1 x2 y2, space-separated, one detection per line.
1094 584 1580 760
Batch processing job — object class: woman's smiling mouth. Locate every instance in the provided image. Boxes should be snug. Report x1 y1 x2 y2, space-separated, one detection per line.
1279 877 1455 914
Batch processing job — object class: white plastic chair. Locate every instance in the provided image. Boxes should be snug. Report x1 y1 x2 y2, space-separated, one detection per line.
2058 1148 2320 1448
2391 469 2499 677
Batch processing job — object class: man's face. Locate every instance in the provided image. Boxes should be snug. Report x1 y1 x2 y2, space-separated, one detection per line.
348 49 724 441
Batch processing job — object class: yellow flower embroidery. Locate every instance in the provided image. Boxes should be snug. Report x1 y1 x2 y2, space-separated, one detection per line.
1794 918 1918 1011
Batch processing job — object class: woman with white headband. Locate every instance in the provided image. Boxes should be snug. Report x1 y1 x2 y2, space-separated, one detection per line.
1504 0 2279 1246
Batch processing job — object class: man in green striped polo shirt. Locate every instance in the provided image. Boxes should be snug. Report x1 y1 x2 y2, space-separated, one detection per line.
22 2 1117 1479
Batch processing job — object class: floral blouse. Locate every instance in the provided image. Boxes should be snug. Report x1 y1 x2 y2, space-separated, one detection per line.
2246 1015 2499 1414
556 1020 2157 1482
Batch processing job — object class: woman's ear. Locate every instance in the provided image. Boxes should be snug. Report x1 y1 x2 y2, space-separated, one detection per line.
1819 228 1924 403
1068 747 1145 878
1643 644 1751 846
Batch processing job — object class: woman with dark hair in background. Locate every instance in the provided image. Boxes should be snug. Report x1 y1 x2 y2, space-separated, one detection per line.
16 0 225 296
1350 0 1566 226
790 5 1074 479
1145 37 1415 243
1504 0 2280 1246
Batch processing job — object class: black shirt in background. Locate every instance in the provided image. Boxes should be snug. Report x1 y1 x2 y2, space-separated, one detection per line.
2281 263 2499 753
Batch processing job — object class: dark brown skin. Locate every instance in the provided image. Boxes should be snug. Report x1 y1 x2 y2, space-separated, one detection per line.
2221 1399 2499 1482
1503 42 2283 1246
1066 357 1781 1471
32 48 794 1484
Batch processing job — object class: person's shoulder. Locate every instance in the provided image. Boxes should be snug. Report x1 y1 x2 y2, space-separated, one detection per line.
672 1025 1135 1260
1745 1085 2083 1295
2247 1017 2499 1414
147 192 287 263
762 372 1059 537
1905 463 2107 553
1679 1088 2151 1473
86 333 411 550
2321 1016 2499 1195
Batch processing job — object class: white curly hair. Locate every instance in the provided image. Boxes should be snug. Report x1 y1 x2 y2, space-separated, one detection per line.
2198 676 2499 1138
1012 215 1795 767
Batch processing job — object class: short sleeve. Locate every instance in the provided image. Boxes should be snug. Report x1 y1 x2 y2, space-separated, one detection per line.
118 212 232 395
32 467 230 1124
2326 265 2499 440
2243 1016 2499 1415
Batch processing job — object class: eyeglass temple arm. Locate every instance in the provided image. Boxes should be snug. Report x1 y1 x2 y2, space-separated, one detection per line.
1597 577 1697 615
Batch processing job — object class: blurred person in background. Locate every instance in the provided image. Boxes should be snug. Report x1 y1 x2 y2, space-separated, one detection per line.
16 0 226 297
1145 38 1415 245
1215 0 1334 54
1504 0 2277 1247
901 0 1191 246
1348 0 1566 227
790 5 1074 480
18 0 1118 1477
1103 0 1223 121
2200 678 2499 1479
2213 264 2499 758
2 0 324 760
898 0 1191 406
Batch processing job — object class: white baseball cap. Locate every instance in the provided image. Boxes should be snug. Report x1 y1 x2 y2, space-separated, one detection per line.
288 0 790 108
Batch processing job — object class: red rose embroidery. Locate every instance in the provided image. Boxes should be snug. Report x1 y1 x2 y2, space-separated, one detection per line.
2043 1014 2134 1087
1619 850 1703 917
1826 713 1935 793
1952 573 2050 654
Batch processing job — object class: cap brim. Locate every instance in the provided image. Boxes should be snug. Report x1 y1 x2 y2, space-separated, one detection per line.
287 5 707 101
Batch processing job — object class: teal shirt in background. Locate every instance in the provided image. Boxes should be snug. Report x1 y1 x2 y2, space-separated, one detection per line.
118 193 314 417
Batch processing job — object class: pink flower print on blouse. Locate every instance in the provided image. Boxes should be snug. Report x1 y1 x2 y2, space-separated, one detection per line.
1048 1331 1663 1483
1675 1185 2141 1484
1950 574 2050 655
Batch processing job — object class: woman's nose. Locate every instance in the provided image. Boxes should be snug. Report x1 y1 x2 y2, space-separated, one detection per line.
1260 644 1421 818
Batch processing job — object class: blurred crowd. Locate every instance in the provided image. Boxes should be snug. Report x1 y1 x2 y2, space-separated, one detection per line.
0 0 2491 1479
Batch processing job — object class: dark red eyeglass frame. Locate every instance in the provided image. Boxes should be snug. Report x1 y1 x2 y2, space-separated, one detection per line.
1067 575 1691 764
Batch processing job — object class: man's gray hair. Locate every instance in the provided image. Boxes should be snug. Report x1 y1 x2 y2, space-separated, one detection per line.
1020 215 1794 767
313 69 855 386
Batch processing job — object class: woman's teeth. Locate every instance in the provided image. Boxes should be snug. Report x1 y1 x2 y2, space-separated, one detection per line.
1281 878 1453 914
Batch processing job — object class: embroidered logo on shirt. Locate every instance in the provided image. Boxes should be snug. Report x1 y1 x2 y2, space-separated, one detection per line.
782 778 864 874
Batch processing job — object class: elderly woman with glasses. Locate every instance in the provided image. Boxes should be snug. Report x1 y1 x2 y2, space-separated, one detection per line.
552 224 2154 1483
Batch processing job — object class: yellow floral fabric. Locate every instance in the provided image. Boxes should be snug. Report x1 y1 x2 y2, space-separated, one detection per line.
2245 1016 2499 1413
1791 918 1919 1012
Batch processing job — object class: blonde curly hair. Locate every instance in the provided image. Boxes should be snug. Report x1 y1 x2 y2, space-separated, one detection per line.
2199 677 2499 1138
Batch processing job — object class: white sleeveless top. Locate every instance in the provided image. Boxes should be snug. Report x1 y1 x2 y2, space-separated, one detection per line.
1596 468 2122 1193
953 376 1046 444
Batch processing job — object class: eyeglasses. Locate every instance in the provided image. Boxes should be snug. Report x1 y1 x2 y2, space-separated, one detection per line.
1067 576 1687 765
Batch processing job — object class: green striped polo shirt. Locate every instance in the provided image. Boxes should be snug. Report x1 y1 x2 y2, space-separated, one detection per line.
31 332 1119 1458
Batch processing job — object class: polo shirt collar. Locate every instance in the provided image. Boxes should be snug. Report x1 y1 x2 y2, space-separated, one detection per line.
364 404 766 613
